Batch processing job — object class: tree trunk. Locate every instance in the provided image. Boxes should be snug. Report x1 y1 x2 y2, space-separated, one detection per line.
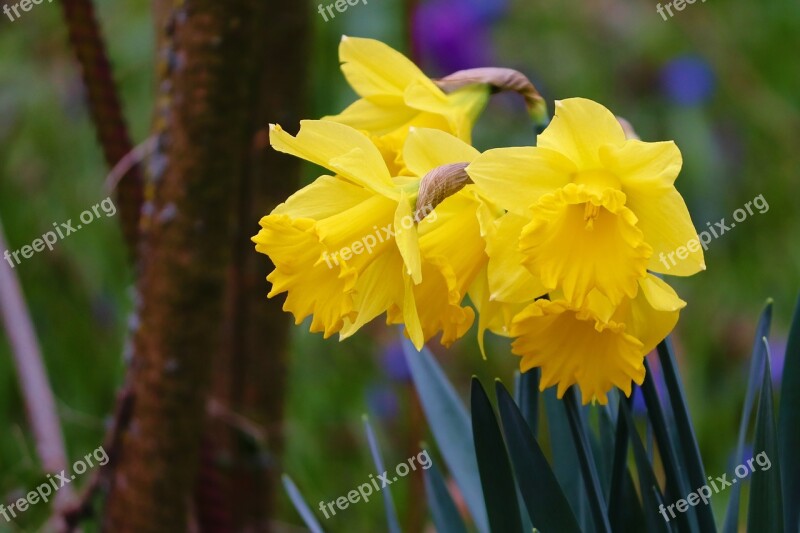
198 3 311 530
103 1 274 530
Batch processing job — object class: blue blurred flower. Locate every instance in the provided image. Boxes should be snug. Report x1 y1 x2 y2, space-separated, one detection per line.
413 0 508 75
660 56 715 106
367 386 400 421
382 340 411 382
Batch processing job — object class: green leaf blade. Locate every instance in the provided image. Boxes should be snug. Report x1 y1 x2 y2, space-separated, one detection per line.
778 294 800 531
723 300 772 533
470 378 523 533
403 339 489 533
495 381 582 533
747 340 784 533
424 461 469 533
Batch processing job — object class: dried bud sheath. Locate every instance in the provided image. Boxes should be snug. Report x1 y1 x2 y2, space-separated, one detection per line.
434 67 548 129
415 162 471 217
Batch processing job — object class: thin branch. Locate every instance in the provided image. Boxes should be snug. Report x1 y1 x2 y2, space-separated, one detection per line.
104 136 156 194
0 216 74 530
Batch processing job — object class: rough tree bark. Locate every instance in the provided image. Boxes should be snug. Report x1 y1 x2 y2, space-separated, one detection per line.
102 0 276 530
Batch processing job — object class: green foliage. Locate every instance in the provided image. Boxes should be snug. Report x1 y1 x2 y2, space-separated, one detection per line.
283 295 799 530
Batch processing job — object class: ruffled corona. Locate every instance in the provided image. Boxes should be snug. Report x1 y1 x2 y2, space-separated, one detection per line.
510 274 685 404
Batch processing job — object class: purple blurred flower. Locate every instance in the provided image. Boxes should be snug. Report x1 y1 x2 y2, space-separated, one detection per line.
382 340 411 382
413 0 508 75
660 55 716 106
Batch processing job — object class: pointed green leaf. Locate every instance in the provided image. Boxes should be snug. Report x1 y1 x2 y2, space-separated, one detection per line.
656 339 716 532
403 339 489 533
495 381 582 533
544 388 590 528
424 461 469 533
282 474 325 533
778 294 800 530
608 395 646 531
363 415 402 533
618 400 671 533
747 340 783 533
723 300 772 533
515 368 540 437
641 358 697 533
470 378 523 532
563 388 612 533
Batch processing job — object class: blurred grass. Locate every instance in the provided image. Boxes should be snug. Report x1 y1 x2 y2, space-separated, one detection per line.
0 0 798 529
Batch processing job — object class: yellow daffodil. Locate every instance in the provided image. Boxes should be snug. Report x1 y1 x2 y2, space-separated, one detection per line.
510 274 686 404
467 97 705 308
252 121 486 349
324 36 489 175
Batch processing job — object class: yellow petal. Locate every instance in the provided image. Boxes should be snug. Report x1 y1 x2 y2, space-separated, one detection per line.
482 212 548 303
511 299 645 405
520 184 652 307
404 81 489 141
341 249 406 338
537 98 626 169
402 274 425 349
394 191 423 284
639 274 686 312
413 256 476 347
269 121 395 197
403 128 480 178
599 139 705 275
468 267 527 358
601 139 683 189
339 36 438 104
273 175 373 219
414 191 487 346
253 214 356 338
467 147 575 216
324 98 419 136
314 194 398 273
612 275 685 355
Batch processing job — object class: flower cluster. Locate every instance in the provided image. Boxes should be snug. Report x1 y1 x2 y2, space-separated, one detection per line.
253 36 705 404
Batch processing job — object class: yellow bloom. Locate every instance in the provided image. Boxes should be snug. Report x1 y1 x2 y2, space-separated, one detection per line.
510 275 686 404
324 36 489 175
467 98 705 308
252 121 486 349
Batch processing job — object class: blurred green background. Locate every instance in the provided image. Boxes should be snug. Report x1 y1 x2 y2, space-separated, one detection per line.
1 0 798 530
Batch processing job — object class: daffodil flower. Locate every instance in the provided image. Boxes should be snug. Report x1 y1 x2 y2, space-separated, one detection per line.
467 97 705 308
510 274 686 404
324 36 490 174
252 121 486 349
